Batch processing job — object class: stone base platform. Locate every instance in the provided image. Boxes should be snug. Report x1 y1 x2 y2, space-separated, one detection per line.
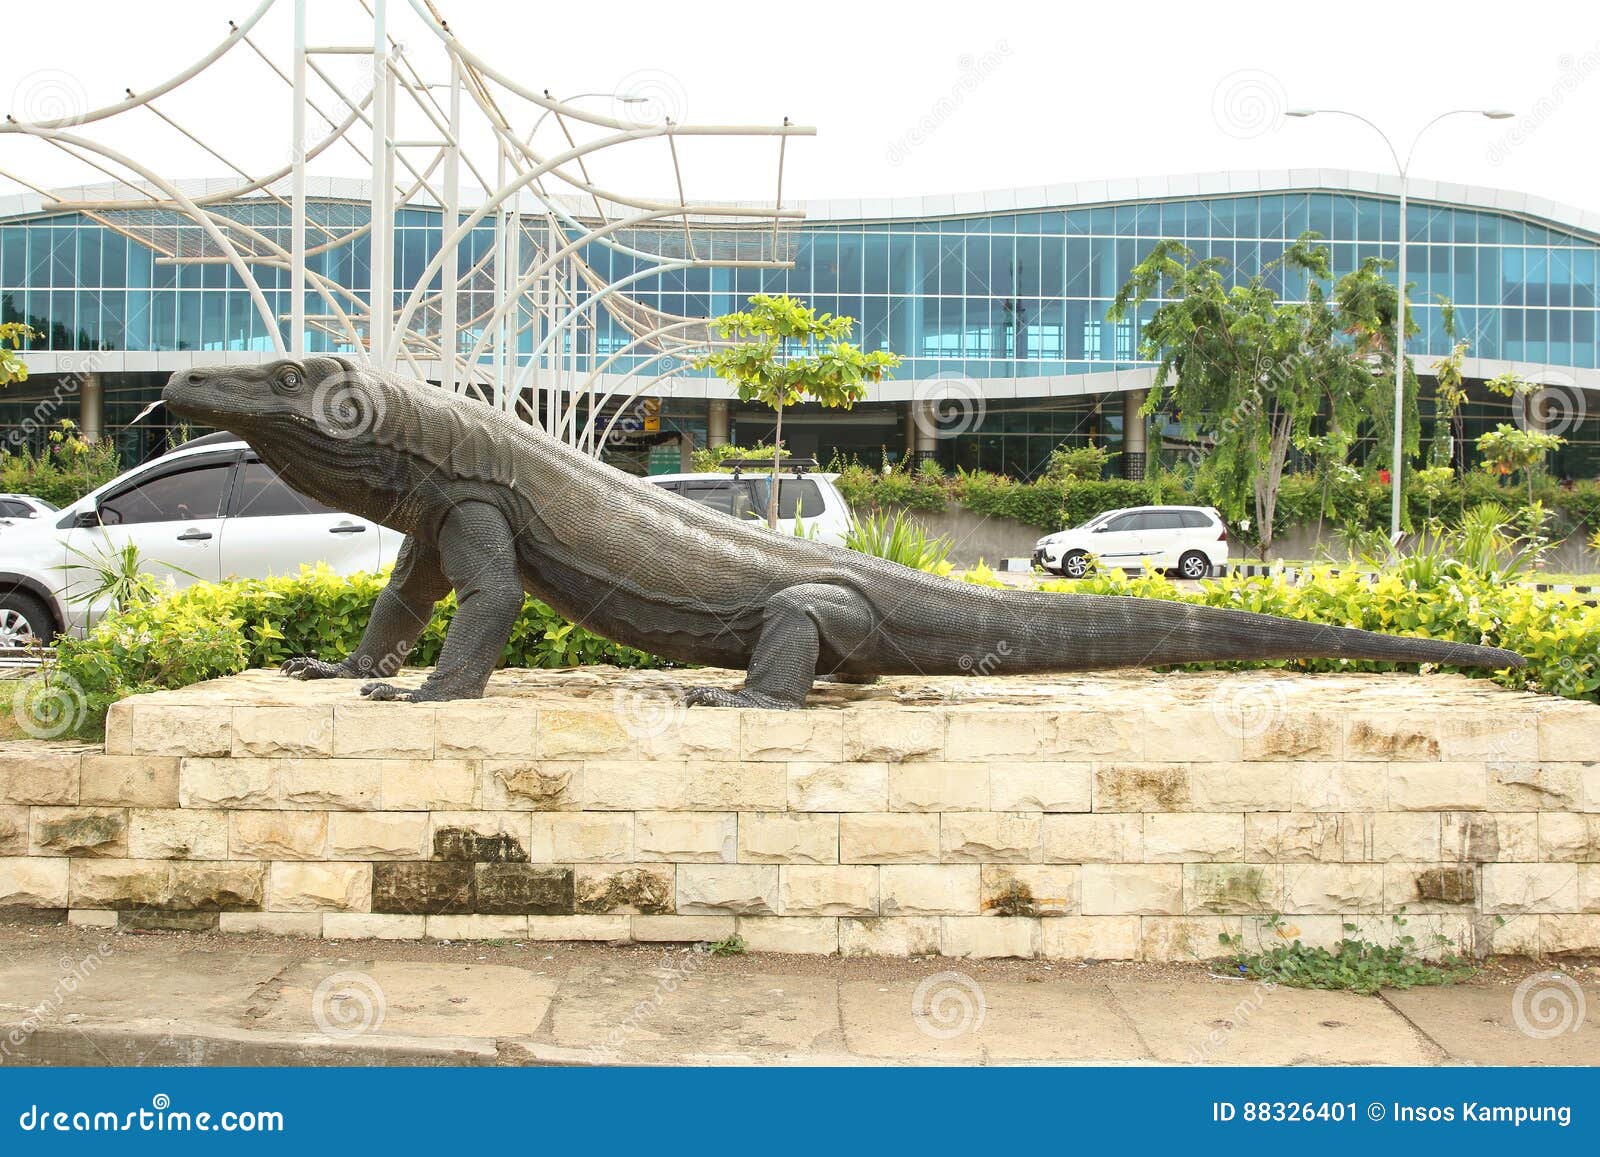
2 666 1598 960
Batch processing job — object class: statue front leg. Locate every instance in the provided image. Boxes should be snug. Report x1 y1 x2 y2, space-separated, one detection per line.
283 535 449 681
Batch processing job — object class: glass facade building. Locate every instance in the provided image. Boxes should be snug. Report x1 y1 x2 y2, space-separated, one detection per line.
4 172 1598 478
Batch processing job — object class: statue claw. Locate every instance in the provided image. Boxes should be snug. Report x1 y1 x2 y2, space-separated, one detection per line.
683 685 800 710
360 681 420 702
282 656 356 680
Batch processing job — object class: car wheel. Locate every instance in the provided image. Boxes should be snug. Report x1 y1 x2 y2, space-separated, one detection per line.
0 591 56 647
1061 550 1092 579
1178 551 1210 580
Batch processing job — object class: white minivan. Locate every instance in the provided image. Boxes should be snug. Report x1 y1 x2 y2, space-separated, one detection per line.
647 470 853 546
1033 505 1229 580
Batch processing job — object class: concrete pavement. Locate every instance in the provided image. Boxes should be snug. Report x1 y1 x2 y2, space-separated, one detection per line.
0 923 1596 1066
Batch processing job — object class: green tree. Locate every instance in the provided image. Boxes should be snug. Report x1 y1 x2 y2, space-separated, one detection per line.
1110 236 1399 558
1477 423 1565 507
1 322 35 387
696 294 899 529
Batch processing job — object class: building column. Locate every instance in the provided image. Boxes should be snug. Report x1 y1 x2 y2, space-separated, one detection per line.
79 373 103 442
707 398 730 448
678 433 694 471
1121 388 1148 480
911 398 941 464
903 402 918 462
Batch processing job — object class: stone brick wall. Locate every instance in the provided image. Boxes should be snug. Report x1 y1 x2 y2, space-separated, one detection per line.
2 669 1597 960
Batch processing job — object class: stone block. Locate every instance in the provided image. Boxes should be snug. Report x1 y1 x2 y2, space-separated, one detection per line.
325 812 428 860
1243 712 1341 761
1047 710 1140 760
631 914 736 943
1042 814 1143 863
1140 707 1244 763
434 700 538 758
1040 915 1141 960
839 917 941 957
277 759 382 810
574 864 673 914
1243 813 1344 863
742 711 845 761
1441 812 1538 863
0 806 26 855
1438 710 1538 761
529 813 633 863
879 865 982 916
945 711 1046 761
231 706 333 757
332 703 435 758
584 760 785 811
736 916 838 954
217 912 322 937
128 809 227 860
29 807 127 857
1189 762 1296 811
525 915 631 941
79 756 179 808
229 811 327 860
480 761 581 810
1539 813 1600 862
67 859 168 909
128 704 231 757
428 813 532 862
0 856 68 907
980 865 1079 916
166 863 264 910
1482 863 1581 914
120 910 217 932
887 762 987 811
737 812 838 864
474 863 574 915
1138 916 1241 962
1081 864 1183 915
1345 813 1441 863
1093 763 1192 811
843 710 944 762
0 748 79 805
1143 813 1244 862
940 812 1041 862
779 865 877 916
788 761 887 811
1282 863 1384 912
1539 708 1600 762
940 916 1037 958
1290 761 1386 811
989 763 1091 812
674 864 778 915
1538 913 1600 955
427 914 528 940
1388 762 1487 811
179 758 276 809
323 913 426 939
839 813 940 864
634 812 736 862
1185 863 1282 913
1344 713 1442 761
1383 863 1477 911
267 862 370 912
66 908 118 928
1488 763 1583 810
371 862 474 915
379 759 478 810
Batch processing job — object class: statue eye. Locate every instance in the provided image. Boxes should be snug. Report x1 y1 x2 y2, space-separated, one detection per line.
278 368 303 392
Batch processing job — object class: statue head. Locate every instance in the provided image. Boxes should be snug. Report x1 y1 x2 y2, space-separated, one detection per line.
162 356 388 448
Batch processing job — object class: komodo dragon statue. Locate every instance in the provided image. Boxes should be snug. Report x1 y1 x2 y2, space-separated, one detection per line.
162 358 1524 708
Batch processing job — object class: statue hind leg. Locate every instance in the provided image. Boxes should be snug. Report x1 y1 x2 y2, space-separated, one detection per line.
685 583 877 710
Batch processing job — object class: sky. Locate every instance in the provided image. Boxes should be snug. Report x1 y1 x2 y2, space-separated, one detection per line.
3 0 1597 213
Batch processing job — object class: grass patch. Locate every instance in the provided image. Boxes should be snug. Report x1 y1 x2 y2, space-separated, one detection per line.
1219 915 1476 997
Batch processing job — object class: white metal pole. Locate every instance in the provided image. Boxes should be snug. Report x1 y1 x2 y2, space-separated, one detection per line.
440 54 460 392
368 0 391 367
290 0 307 356
493 146 507 407
1391 180 1407 541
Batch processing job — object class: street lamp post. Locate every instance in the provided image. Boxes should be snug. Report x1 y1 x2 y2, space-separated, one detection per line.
1285 108 1513 540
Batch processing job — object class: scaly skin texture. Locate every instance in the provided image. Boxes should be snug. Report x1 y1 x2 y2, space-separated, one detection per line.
162 358 1526 707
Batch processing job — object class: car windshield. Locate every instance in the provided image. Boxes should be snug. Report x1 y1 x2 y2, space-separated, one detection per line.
1075 511 1120 531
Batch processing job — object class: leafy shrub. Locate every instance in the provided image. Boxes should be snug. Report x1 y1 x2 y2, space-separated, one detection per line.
0 421 121 507
1220 915 1474 996
1043 441 1112 481
844 510 953 575
689 442 781 473
49 565 666 738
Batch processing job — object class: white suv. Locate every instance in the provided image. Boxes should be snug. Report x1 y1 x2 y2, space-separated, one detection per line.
647 470 853 546
1033 505 1229 580
0 433 402 644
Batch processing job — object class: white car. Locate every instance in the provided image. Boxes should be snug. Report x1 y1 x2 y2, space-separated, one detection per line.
647 470 853 546
1033 505 1229 580
0 494 58 524
0 433 402 645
